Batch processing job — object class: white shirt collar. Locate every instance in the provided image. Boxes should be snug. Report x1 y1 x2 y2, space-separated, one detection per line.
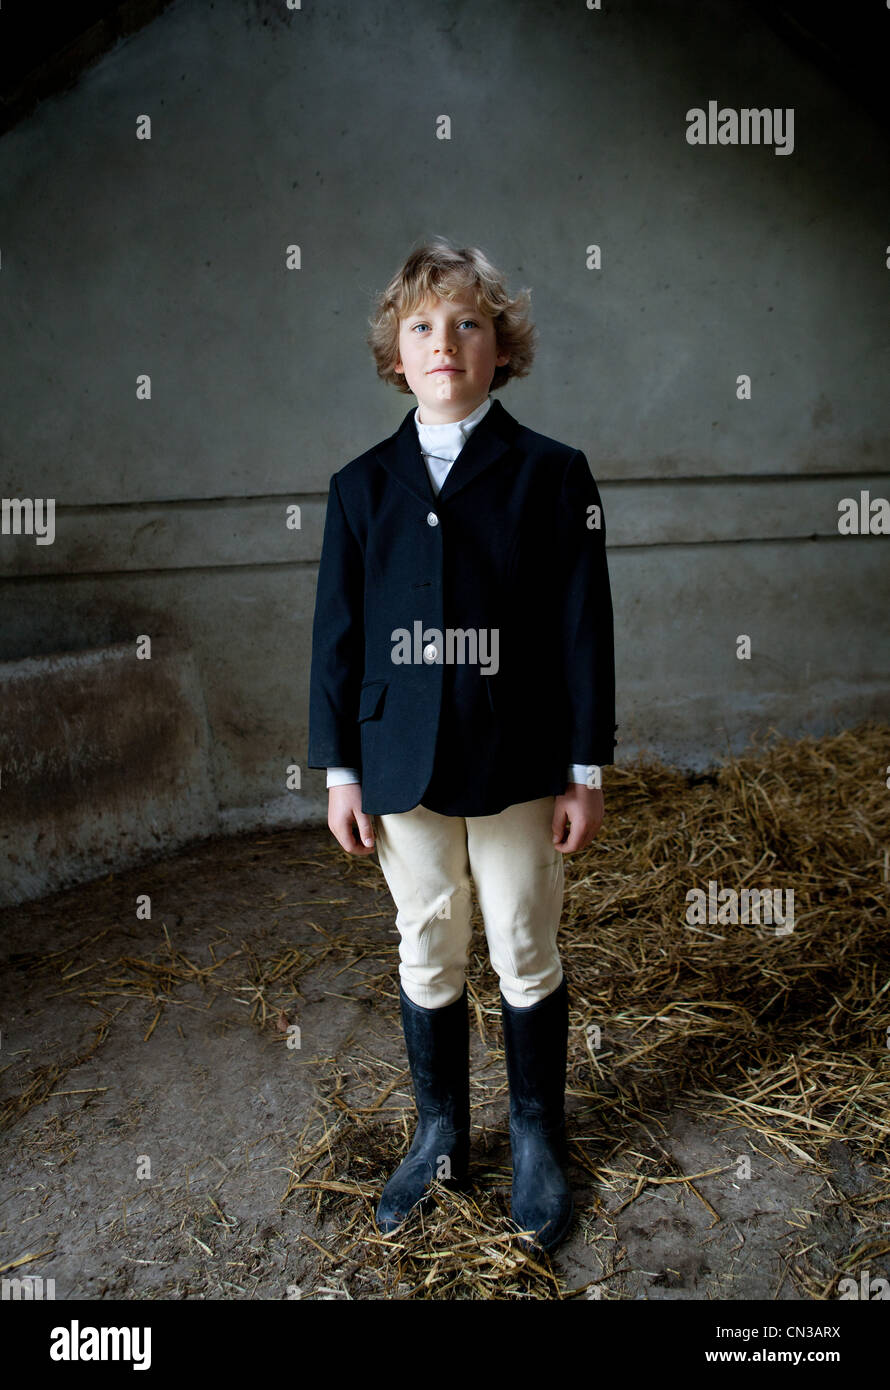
414 394 492 460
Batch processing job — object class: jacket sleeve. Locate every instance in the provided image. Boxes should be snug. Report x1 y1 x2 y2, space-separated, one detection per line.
307 472 365 772
558 449 617 769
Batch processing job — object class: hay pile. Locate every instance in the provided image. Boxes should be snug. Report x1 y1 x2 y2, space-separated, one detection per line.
286 721 890 1297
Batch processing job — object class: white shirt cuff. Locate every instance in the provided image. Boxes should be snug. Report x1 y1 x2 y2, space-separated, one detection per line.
326 767 361 788
567 763 602 787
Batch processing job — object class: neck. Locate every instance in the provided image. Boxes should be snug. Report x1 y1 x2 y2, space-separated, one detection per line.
417 394 488 426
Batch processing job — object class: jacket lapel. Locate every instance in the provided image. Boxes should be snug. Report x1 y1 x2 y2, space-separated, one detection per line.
375 396 519 506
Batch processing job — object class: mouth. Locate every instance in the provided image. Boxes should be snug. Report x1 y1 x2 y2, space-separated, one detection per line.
430 367 463 374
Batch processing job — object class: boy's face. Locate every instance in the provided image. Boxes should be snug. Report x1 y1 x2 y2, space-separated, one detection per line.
394 294 510 424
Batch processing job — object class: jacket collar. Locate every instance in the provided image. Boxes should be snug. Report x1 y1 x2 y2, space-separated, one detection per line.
374 395 519 506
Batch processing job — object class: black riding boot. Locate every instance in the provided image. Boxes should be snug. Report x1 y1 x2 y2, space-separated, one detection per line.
500 976 573 1254
375 981 470 1234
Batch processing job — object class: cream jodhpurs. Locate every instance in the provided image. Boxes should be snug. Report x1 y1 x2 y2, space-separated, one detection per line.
371 797 565 1010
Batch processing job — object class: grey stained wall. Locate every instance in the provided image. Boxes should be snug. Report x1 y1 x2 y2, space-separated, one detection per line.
1 0 889 902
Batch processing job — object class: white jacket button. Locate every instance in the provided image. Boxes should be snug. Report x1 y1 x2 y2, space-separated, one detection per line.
426 511 439 526
423 643 438 662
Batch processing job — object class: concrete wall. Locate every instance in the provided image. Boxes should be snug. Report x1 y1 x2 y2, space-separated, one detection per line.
0 643 216 906
1 0 888 902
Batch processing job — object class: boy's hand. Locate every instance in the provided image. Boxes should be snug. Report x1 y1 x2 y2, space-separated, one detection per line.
552 784 604 853
328 783 376 855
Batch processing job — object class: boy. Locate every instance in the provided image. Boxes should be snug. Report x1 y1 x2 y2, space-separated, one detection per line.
307 238 616 1254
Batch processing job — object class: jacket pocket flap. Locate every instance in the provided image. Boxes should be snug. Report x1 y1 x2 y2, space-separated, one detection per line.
358 679 389 721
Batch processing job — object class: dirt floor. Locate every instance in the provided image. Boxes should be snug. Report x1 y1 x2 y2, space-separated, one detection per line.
2 741 889 1300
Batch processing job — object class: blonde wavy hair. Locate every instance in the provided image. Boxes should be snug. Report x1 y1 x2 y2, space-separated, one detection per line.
367 237 537 394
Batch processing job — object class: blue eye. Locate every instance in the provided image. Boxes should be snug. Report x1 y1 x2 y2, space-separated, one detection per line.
411 320 477 332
